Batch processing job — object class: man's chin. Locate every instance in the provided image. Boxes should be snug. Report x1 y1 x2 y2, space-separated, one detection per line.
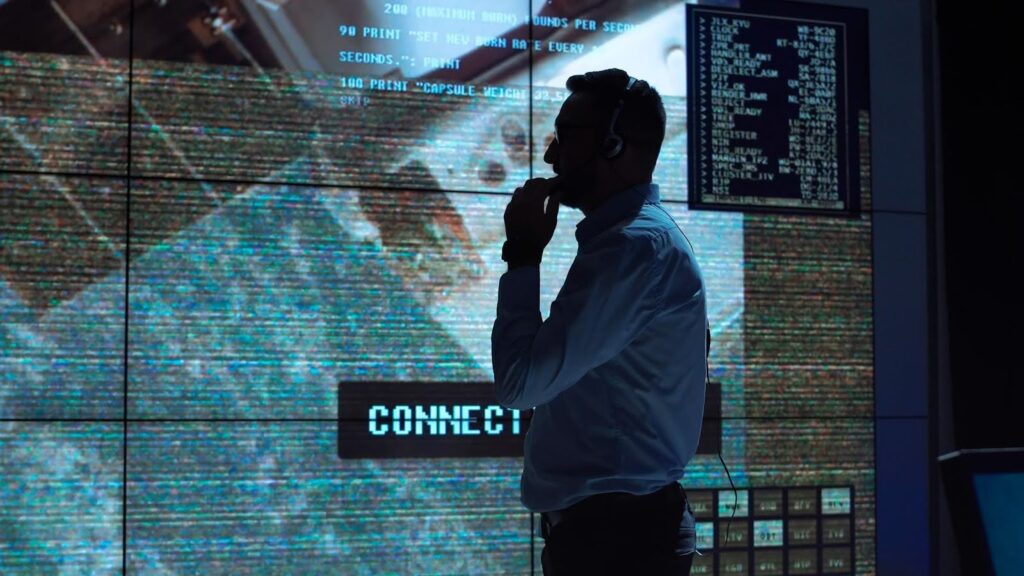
558 188 582 209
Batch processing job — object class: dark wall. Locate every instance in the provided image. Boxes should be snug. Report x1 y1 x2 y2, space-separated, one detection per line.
936 0 1020 449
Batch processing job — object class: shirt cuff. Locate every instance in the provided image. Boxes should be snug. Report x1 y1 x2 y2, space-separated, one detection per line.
497 265 541 314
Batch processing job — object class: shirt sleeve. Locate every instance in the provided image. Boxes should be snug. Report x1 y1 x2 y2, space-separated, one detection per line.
491 233 664 410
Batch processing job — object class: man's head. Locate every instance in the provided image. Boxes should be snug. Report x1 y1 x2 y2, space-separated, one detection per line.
544 68 666 214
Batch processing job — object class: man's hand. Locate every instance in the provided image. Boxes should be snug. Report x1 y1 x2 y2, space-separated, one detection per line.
504 177 563 250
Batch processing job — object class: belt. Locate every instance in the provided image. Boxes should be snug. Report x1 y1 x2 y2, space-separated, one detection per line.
541 483 685 534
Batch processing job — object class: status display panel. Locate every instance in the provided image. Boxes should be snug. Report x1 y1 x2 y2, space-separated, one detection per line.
687 1 869 216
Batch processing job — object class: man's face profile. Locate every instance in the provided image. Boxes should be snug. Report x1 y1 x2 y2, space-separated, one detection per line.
544 92 607 209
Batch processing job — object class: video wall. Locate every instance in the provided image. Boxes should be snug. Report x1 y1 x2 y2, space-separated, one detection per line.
0 0 874 573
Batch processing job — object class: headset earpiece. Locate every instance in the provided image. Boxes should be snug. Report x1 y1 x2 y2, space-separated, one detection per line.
603 76 637 159
603 130 623 159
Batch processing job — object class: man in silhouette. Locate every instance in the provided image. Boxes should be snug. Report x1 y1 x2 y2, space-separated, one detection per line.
492 69 708 575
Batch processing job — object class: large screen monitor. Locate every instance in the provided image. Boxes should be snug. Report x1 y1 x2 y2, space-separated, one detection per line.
1 1 875 573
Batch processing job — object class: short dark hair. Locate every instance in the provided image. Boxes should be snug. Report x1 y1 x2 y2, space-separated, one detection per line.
565 68 666 168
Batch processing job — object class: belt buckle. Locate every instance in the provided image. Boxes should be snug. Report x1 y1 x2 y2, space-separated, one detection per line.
549 509 565 526
541 509 564 539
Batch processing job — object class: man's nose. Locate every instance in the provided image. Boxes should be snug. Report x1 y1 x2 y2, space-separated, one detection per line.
543 137 557 166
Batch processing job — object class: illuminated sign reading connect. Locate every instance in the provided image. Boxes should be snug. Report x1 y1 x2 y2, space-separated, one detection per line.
368 404 522 436
338 381 534 458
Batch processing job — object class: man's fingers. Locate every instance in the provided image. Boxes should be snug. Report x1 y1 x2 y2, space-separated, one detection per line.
523 178 558 199
546 193 561 218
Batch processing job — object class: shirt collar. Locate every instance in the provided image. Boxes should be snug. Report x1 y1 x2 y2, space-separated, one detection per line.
575 182 660 245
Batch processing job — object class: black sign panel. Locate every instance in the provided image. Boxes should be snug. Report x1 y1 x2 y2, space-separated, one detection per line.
338 381 723 459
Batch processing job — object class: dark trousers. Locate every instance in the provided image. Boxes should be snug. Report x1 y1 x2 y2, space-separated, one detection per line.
540 482 697 576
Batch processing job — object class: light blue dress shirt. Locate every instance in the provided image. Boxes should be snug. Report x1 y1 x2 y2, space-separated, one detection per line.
492 182 708 513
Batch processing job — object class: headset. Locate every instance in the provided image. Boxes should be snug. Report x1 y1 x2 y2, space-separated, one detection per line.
604 73 739 550
603 75 637 159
